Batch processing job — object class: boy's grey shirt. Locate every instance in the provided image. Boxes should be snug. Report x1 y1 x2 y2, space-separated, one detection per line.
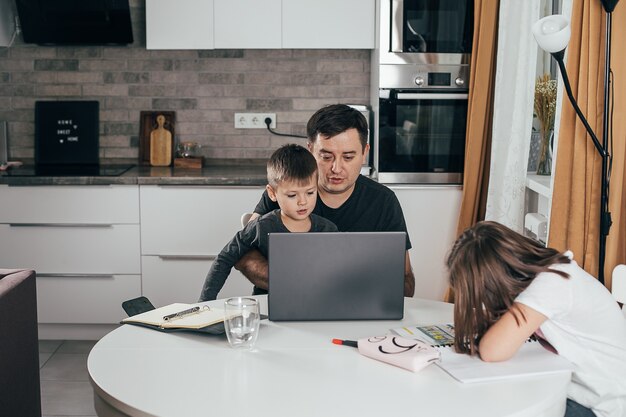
199 209 337 301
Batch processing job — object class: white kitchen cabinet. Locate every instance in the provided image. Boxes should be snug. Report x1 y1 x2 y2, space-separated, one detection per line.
390 186 462 301
0 185 141 328
0 184 139 223
146 0 214 50
146 0 375 50
0 224 140 273
282 0 376 49
140 185 264 305
142 256 249 308
214 0 281 49
36 275 140 324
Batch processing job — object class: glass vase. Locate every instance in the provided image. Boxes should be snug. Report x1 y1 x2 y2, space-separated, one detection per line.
536 128 552 176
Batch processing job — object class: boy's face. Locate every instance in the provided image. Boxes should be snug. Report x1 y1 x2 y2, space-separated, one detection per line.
267 174 318 222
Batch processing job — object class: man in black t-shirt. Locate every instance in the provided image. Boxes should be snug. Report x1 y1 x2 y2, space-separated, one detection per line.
236 104 415 296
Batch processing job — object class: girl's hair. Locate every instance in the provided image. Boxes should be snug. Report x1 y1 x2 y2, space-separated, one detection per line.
267 143 318 188
447 221 571 355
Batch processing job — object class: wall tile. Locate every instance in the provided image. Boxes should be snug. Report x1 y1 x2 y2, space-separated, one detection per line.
83 85 129 96
34 59 80 71
152 98 198 110
34 84 82 96
103 72 150 84
1 3 371 163
199 73 244 84
292 73 340 86
246 99 293 111
57 72 104 84
196 97 247 110
198 50 244 58
79 60 128 71
150 72 199 84
56 47 102 58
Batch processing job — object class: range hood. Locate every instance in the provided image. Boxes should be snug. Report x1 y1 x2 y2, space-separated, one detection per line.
15 0 133 45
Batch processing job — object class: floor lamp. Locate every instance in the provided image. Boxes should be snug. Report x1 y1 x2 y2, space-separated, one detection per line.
532 1 618 285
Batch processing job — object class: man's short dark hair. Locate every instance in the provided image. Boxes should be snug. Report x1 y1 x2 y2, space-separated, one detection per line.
267 144 318 187
306 104 369 151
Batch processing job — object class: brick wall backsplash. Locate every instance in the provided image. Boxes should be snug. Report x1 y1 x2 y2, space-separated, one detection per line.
0 2 371 164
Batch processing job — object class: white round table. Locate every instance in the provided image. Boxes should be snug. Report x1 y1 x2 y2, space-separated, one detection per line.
88 297 570 417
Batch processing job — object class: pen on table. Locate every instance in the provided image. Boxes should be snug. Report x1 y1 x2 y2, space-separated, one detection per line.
163 306 200 321
332 338 358 348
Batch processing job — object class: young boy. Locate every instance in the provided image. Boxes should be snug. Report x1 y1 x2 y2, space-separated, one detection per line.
198 144 338 301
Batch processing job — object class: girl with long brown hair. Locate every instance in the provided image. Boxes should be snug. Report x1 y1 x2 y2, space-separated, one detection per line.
447 221 626 417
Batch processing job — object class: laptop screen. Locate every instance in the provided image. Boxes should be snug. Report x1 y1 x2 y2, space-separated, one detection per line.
268 232 406 321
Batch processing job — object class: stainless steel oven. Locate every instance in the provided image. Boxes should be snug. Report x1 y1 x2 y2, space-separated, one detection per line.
377 86 467 184
379 0 474 65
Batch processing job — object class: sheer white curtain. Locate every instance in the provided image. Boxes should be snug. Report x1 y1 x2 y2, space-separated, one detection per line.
484 0 541 232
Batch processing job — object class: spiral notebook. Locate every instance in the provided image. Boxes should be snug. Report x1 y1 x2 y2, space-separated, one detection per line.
391 323 574 383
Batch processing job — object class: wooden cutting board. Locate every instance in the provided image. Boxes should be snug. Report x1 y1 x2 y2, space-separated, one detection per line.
150 115 172 166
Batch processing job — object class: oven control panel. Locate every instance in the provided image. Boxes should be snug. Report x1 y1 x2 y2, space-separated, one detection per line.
380 64 469 90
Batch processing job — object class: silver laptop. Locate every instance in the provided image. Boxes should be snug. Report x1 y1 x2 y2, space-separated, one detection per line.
268 232 406 321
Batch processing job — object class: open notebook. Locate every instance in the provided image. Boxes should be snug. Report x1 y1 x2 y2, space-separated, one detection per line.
121 303 229 334
392 323 574 383
436 341 574 383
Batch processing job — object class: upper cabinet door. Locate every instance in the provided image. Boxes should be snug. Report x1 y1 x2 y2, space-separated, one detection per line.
214 0 281 48
146 0 215 50
282 0 375 49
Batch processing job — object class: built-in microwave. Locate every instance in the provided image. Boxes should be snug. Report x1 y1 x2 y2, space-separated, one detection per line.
379 0 474 66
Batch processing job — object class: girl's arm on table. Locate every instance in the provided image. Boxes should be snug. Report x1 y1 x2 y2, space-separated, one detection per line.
479 303 548 362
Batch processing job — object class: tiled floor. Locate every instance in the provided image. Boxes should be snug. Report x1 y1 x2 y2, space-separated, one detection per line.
39 340 98 417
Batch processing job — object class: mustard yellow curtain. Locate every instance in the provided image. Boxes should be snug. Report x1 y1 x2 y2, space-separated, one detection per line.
455 0 499 237
446 0 499 302
549 1 626 289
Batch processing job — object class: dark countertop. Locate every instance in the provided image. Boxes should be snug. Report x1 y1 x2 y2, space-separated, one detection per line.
0 164 269 186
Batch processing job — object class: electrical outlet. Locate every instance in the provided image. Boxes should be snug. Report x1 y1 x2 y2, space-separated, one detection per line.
234 113 276 129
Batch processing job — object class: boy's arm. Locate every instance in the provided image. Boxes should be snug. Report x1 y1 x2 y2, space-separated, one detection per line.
199 228 255 301
234 249 269 290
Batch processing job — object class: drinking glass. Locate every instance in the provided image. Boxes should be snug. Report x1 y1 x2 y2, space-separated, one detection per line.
224 297 260 350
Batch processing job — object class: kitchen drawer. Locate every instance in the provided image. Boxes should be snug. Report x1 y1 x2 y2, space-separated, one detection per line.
0 185 139 224
36 274 141 324
0 224 140 274
140 185 264 255
142 255 253 307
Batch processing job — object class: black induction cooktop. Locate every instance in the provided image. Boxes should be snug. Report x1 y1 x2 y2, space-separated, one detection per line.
3 164 135 177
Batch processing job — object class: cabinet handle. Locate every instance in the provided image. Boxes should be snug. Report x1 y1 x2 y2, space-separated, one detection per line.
37 273 115 279
158 255 217 261
9 223 113 228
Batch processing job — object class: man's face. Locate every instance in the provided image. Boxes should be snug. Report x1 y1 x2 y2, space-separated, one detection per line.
267 174 318 222
308 128 369 196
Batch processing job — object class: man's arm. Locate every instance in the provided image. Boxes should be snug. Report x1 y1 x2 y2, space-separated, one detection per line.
234 249 269 290
404 251 415 297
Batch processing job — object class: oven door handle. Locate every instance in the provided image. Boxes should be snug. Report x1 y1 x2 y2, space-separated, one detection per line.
396 93 469 100
390 0 404 53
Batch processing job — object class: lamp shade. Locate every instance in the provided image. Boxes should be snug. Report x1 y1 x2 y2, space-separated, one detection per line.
532 15 571 53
